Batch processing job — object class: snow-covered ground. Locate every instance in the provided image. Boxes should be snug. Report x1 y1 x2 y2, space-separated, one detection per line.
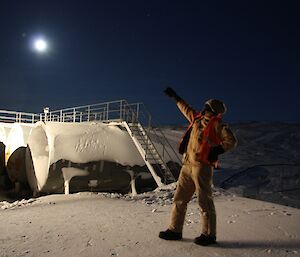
0 186 299 257
0 122 300 257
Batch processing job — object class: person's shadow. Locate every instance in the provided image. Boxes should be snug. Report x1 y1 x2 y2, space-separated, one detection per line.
181 238 300 250
217 240 300 250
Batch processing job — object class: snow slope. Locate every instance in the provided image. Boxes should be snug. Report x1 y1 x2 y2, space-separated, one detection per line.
216 122 300 208
158 123 300 208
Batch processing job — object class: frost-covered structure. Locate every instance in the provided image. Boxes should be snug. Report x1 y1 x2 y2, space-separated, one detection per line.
0 123 14 176
26 121 146 194
0 123 33 184
0 100 180 195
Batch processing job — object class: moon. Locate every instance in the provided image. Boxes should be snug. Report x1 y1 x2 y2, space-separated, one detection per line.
34 38 48 52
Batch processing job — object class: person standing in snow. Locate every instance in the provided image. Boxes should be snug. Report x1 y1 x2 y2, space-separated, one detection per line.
159 87 237 246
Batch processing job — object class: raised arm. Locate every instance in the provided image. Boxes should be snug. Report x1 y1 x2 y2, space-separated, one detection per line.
164 87 198 123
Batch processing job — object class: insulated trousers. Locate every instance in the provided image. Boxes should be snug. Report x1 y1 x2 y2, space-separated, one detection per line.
168 162 216 236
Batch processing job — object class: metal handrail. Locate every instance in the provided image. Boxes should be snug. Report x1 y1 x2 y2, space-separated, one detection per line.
120 102 172 182
121 101 181 181
44 100 128 123
133 103 182 164
48 99 127 113
0 109 40 123
0 100 142 124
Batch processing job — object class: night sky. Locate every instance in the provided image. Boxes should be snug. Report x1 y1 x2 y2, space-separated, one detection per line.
0 1 299 125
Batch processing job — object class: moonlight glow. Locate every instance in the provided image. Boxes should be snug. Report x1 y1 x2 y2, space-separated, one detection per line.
34 38 48 52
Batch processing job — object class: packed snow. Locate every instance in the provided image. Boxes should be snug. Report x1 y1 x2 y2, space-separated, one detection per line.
0 186 299 257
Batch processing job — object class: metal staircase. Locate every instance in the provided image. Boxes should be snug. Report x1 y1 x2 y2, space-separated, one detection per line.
123 122 176 186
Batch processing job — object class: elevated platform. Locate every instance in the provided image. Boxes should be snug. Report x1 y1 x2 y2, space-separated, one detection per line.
0 100 181 194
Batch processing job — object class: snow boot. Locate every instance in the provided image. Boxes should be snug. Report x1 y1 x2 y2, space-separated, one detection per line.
194 234 216 246
159 229 182 240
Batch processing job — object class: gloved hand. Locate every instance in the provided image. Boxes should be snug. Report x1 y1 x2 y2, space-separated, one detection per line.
208 145 225 163
164 87 182 102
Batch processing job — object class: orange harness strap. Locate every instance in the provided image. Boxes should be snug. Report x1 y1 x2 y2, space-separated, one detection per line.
179 113 222 168
197 114 222 167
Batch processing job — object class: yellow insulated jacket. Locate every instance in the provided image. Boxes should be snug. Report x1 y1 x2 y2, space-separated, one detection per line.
177 99 237 166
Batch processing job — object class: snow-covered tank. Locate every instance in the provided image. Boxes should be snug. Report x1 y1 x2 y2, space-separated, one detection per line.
0 127 6 177
5 123 33 186
26 121 146 194
0 123 13 177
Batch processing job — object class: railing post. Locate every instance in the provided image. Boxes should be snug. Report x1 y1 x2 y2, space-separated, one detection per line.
106 103 109 121
87 106 90 122
136 103 140 121
123 103 127 122
120 100 123 120
148 115 152 129
73 108 76 122
60 110 63 122
131 109 134 123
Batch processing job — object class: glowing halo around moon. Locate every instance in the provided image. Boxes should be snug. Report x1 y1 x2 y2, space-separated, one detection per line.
31 37 48 53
